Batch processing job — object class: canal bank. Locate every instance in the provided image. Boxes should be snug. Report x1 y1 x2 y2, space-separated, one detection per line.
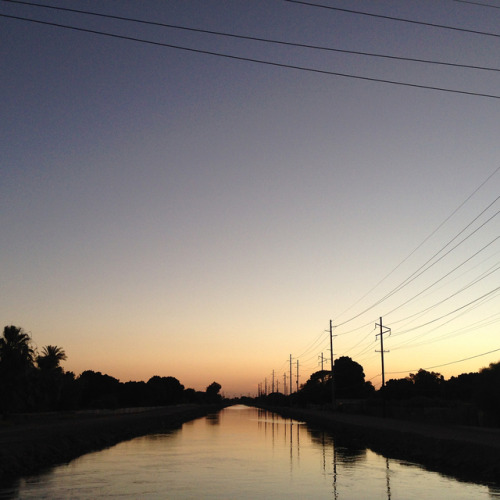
254 405 500 485
0 404 223 483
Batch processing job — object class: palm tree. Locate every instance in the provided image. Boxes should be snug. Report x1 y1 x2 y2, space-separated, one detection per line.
0 325 36 412
0 325 35 372
36 345 68 410
37 345 67 372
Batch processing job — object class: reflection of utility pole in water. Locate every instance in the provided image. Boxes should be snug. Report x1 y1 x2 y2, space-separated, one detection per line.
332 441 338 500
296 419 300 463
321 432 326 472
330 320 336 408
271 412 275 449
385 457 392 500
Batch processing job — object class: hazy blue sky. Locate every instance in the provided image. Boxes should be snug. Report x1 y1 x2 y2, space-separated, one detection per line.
2 0 499 395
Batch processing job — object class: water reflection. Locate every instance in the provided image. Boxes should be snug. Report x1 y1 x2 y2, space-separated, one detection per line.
205 412 220 425
0 405 496 499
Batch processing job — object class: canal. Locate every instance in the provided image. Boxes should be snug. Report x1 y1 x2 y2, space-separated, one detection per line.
1 405 499 499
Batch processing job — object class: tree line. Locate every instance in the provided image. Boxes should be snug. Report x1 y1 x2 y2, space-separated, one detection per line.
0 325 222 414
256 355 500 427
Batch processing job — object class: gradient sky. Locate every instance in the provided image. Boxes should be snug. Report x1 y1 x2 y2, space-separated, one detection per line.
2 0 499 396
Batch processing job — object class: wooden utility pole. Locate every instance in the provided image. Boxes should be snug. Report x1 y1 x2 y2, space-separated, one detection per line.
283 373 287 395
296 359 299 392
375 317 391 387
329 319 335 408
289 354 293 394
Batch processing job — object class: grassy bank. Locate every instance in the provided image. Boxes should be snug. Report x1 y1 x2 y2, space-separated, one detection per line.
0 404 222 483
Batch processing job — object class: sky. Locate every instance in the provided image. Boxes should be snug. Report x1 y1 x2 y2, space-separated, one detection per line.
1 0 499 397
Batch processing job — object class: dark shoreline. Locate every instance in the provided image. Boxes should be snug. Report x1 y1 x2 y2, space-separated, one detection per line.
253 405 500 487
0 404 222 485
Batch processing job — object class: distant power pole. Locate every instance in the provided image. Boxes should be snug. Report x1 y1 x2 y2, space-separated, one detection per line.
375 317 391 387
289 354 293 394
283 372 287 395
272 370 275 393
319 352 325 371
330 319 335 408
265 377 267 396
296 359 299 392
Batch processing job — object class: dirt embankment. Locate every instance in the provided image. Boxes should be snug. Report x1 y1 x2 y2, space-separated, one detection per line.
0 404 221 483
255 405 500 485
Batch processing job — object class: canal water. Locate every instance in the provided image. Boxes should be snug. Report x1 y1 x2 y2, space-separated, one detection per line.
1 405 499 499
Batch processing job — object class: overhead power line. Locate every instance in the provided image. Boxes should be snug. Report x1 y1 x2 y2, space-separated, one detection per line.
335 165 500 324
283 0 500 38
2 14 500 101
386 347 500 375
3 0 499 73
335 191 500 328
392 284 500 337
452 0 500 9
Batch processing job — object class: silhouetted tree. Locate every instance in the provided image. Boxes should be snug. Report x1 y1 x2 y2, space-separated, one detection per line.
77 370 121 408
147 376 185 406
409 369 444 398
36 345 67 372
334 356 369 398
183 388 199 403
0 325 36 412
298 370 331 404
206 381 222 403
380 377 414 400
58 371 79 410
444 372 479 401
120 381 148 407
476 362 500 424
36 345 68 410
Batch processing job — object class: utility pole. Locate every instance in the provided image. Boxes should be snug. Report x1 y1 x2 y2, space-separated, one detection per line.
319 352 325 371
296 359 299 392
375 317 391 387
272 370 275 393
330 319 335 408
265 377 267 396
289 354 293 394
283 373 287 395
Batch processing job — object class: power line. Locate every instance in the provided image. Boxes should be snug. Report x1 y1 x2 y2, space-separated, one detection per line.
391 284 500 337
383 235 500 320
3 0 500 73
2 13 500 101
389 289 500 351
451 0 500 9
283 0 500 39
335 194 500 328
295 328 329 359
391 312 500 352
335 165 500 324
386 347 500 375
